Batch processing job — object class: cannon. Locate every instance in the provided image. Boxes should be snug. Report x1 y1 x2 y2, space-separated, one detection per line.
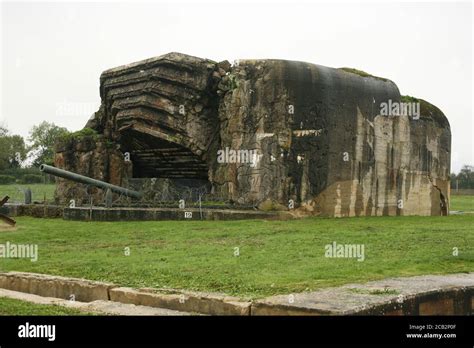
39 164 143 200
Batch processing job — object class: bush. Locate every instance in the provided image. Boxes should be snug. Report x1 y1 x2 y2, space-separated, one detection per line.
0 175 16 184
0 167 39 177
20 174 44 184
401 95 419 103
59 127 98 142
0 168 47 183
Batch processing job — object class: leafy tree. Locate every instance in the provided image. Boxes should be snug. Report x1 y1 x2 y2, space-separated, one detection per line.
0 125 8 136
0 127 27 170
28 122 69 166
451 165 474 189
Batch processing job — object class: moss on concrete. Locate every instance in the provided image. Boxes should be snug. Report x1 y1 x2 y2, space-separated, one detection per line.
401 95 419 103
339 67 389 82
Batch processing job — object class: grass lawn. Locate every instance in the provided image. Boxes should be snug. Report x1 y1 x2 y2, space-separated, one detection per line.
0 297 91 315
0 215 472 299
450 195 474 212
0 184 56 203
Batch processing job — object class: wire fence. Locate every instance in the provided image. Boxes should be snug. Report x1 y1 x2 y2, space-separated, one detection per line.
0 181 256 210
0 184 55 204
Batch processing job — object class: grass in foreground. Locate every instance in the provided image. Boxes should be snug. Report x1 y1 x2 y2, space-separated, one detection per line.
0 214 472 299
0 297 90 315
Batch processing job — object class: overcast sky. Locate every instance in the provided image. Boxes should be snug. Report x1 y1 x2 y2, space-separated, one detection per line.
1 0 472 172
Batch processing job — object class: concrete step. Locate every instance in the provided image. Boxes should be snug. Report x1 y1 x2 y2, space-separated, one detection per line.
0 288 194 316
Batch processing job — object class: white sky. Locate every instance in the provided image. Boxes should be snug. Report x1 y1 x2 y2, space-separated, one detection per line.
0 0 472 173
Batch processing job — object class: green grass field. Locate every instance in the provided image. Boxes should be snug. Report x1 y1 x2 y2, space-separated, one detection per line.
0 297 91 315
450 195 474 211
0 214 472 299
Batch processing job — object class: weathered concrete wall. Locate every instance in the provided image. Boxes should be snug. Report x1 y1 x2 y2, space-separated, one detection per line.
62 206 292 221
55 52 450 216
213 59 450 216
54 134 132 204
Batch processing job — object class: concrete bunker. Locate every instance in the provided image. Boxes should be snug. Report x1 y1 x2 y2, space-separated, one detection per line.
53 52 451 217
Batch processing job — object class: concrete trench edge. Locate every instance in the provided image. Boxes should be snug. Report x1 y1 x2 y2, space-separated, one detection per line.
0 272 250 316
0 271 472 316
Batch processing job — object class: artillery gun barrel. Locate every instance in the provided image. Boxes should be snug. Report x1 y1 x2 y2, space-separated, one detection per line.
40 164 143 200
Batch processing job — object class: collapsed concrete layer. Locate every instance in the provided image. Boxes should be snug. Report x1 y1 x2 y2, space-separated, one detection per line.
54 52 451 216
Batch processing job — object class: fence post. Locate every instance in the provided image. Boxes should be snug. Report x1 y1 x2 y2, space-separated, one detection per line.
24 188 32 204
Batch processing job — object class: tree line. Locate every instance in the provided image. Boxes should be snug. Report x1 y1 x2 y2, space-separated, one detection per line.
0 122 69 184
450 165 474 190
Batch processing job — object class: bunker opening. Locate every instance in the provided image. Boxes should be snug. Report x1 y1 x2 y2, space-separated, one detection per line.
119 127 212 201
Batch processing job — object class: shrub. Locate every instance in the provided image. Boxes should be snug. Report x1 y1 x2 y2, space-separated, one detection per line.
0 175 16 184
0 167 37 177
401 95 419 103
20 174 44 184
